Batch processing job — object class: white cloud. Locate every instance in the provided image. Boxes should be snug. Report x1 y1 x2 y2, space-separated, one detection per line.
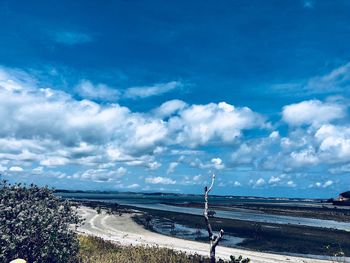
147 161 162 170
286 180 296 188
74 168 124 182
76 80 120 101
233 181 241 187
282 100 345 126
167 162 178 175
315 124 350 162
307 62 350 93
124 81 181 99
310 180 333 188
126 183 139 189
254 178 266 187
155 100 187 118
211 157 224 170
171 101 264 147
269 131 280 139
32 166 44 174
145 176 176 185
323 180 333 188
268 176 281 184
9 166 23 172
290 147 318 166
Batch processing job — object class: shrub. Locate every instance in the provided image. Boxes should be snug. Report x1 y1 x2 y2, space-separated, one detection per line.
0 181 81 263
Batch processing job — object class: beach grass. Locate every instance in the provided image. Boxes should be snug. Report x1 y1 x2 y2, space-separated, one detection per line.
78 235 212 263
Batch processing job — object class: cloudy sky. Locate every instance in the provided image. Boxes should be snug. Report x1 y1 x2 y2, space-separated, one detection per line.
1 0 350 197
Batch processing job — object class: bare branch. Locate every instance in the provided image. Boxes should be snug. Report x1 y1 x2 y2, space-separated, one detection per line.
207 174 215 193
203 173 223 263
213 229 224 248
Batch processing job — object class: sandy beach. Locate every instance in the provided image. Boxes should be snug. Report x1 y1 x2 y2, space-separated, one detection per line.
77 206 333 263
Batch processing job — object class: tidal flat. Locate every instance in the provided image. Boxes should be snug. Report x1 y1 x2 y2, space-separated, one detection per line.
76 199 350 257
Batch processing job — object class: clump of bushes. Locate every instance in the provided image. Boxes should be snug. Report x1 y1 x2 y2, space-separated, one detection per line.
78 235 249 263
0 181 81 263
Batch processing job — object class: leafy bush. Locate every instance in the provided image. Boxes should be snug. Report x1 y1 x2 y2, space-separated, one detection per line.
0 181 81 263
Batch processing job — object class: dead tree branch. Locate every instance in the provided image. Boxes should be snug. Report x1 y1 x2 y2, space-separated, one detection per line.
204 174 224 263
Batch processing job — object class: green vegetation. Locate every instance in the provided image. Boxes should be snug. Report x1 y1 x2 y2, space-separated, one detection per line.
0 181 81 263
78 235 249 263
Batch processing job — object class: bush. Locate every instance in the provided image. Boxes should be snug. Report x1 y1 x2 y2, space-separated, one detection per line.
0 181 81 263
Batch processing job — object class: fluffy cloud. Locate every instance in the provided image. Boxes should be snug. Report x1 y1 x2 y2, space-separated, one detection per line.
315 124 350 162
154 100 187 118
211 158 224 170
170 102 264 147
282 100 345 126
0 68 265 177
254 178 266 187
290 147 319 166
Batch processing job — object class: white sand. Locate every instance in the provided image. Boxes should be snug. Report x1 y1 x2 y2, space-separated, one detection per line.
77 206 333 263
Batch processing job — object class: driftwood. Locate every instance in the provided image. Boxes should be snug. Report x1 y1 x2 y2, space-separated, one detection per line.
204 174 224 263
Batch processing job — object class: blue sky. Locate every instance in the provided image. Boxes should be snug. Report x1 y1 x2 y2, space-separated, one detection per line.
1 0 350 197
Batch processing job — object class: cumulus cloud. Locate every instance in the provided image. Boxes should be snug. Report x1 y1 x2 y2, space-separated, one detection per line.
124 81 181 99
145 176 176 185
282 100 346 126
290 147 319 166
170 102 265 147
154 100 188 118
315 124 350 162
211 158 224 170
251 178 265 188
268 176 281 185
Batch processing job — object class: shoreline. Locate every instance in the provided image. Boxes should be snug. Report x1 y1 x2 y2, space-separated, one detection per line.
77 206 336 263
73 199 350 257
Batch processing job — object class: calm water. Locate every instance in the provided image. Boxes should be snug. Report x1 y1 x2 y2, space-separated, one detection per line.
57 192 350 231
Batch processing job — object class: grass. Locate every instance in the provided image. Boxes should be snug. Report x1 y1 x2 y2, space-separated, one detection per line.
78 235 212 263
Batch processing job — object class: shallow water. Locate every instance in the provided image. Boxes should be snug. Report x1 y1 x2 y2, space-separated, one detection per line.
151 217 245 246
58 192 350 231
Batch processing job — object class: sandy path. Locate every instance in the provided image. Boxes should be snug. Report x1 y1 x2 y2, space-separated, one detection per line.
77 206 333 263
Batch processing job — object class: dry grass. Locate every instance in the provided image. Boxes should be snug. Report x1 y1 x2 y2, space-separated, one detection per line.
78 235 212 263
